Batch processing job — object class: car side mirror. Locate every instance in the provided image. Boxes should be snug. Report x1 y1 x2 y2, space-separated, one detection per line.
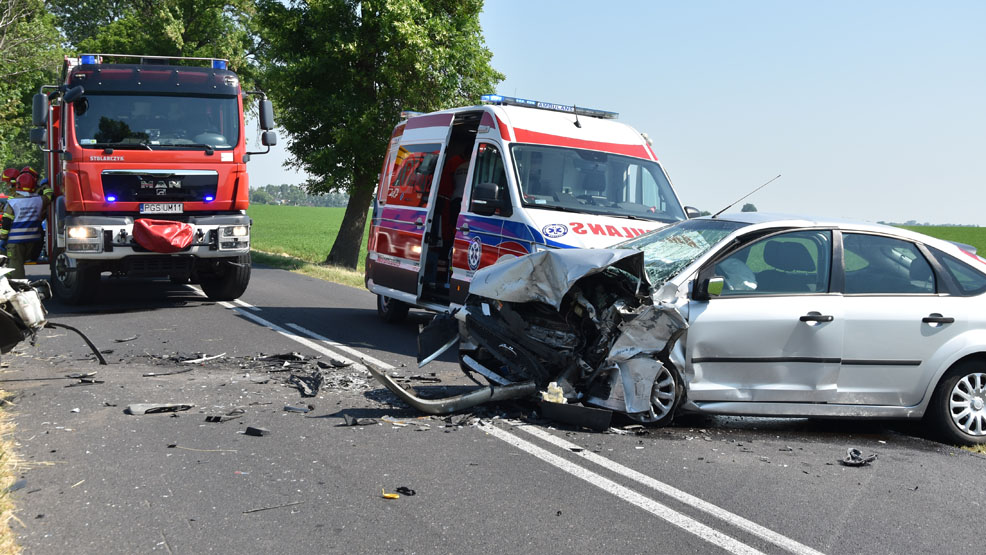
685 206 701 219
261 131 277 146
693 275 724 301
259 99 275 130
471 182 512 217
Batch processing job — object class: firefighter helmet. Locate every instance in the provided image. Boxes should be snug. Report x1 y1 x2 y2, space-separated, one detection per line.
1 168 17 185
15 171 37 193
19 166 39 179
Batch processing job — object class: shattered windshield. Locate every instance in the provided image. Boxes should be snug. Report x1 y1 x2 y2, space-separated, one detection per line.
72 93 239 150
510 144 687 223
619 219 748 284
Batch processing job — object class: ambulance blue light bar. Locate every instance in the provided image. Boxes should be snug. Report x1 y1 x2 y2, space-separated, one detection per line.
480 94 618 120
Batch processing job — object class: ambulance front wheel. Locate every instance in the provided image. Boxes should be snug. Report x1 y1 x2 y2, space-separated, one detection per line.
377 295 409 323
50 248 99 305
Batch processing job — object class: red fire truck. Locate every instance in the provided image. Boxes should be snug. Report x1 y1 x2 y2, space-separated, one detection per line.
29 54 276 304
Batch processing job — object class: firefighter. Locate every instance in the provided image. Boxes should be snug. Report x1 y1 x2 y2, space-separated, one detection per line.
0 167 48 279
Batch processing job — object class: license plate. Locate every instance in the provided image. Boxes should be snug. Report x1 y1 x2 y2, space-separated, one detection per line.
139 203 183 214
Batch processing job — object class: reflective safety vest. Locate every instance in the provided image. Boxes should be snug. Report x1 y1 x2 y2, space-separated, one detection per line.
7 196 44 243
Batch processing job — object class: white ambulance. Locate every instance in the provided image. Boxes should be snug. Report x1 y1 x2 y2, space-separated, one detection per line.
365 95 696 322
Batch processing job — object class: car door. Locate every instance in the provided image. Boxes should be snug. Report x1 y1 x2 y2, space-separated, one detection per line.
835 232 969 406
685 229 845 403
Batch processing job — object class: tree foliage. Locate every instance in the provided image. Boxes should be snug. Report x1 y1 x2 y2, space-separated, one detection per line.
48 0 260 86
0 0 63 168
256 0 503 268
741 203 757 212
250 184 350 207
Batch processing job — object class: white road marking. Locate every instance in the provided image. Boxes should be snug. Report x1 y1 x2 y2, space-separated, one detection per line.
285 323 395 370
217 302 356 364
515 424 825 555
233 299 261 311
479 422 766 555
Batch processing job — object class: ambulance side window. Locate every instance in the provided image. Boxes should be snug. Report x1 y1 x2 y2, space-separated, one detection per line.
384 143 441 208
469 143 508 215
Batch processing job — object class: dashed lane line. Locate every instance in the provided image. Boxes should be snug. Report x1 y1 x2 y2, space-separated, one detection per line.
217 302 356 364
285 323 395 370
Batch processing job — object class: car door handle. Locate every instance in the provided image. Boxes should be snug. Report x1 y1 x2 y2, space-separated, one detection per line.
457 223 470 233
414 218 424 228
800 313 834 322
922 314 954 324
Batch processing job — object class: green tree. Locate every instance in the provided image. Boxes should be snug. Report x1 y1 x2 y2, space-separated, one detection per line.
741 203 757 212
48 0 259 85
256 0 503 269
0 0 63 168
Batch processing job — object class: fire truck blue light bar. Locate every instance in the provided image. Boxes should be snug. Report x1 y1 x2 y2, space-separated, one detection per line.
480 94 618 119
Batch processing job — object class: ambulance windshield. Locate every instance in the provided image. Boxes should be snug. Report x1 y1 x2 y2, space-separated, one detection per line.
510 144 686 223
72 93 239 150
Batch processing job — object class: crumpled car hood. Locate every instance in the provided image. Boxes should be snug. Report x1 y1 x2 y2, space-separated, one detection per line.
469 248 650 310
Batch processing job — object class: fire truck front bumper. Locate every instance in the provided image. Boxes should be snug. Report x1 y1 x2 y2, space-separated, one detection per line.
60 213 251 259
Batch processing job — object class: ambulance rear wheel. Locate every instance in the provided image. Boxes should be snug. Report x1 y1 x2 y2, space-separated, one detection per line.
200 254 251 301
377 295 409 323
50 248 98 305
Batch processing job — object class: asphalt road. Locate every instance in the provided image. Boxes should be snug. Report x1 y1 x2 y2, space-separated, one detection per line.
2 263 983 554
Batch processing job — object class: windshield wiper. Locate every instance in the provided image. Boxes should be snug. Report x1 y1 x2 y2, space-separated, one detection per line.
90 142 154 151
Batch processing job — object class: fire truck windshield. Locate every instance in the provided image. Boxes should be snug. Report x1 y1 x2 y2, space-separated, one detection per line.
510 144 686 223
73 94 239 150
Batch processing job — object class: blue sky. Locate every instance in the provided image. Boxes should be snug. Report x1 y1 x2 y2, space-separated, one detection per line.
250 0 985 225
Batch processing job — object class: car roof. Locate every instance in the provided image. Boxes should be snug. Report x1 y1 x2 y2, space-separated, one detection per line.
707 212 981 260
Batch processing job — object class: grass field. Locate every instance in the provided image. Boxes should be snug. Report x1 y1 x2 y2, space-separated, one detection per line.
247 205 372 288
900 225 986 255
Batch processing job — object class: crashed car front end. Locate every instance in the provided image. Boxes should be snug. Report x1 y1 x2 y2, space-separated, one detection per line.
367 248 691 422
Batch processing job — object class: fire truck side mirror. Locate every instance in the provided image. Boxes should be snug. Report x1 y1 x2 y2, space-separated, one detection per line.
29 128 46 146
261 131 277 146
32 94 47 126
259 99 275 130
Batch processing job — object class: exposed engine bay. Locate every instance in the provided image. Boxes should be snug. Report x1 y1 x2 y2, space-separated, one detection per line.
366 249 688 424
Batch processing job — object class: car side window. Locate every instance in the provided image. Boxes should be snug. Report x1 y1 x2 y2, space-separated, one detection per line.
932 248 986 296
714 230 832 295
842 233 935 294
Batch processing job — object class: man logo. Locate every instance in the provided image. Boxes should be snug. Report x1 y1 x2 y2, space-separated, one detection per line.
542 223 568 239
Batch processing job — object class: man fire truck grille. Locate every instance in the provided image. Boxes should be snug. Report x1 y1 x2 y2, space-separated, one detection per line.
101 170 219 202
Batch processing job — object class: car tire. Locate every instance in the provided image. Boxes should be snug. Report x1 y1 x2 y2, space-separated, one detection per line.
377 295 409 323
927 360 986 445
200 254 251 301
50 247 98 305
627 361 683 426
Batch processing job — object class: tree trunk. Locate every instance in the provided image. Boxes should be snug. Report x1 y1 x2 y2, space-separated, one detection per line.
325 175 374 269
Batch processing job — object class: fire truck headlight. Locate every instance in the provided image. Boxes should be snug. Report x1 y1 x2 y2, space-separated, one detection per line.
66 225 103 253
222 225 248 238
68 226 99 239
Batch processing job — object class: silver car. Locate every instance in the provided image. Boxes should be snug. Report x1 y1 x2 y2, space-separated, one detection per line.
371 214 986 445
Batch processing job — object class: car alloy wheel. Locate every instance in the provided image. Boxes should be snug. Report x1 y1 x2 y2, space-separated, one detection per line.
948 371 986 436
